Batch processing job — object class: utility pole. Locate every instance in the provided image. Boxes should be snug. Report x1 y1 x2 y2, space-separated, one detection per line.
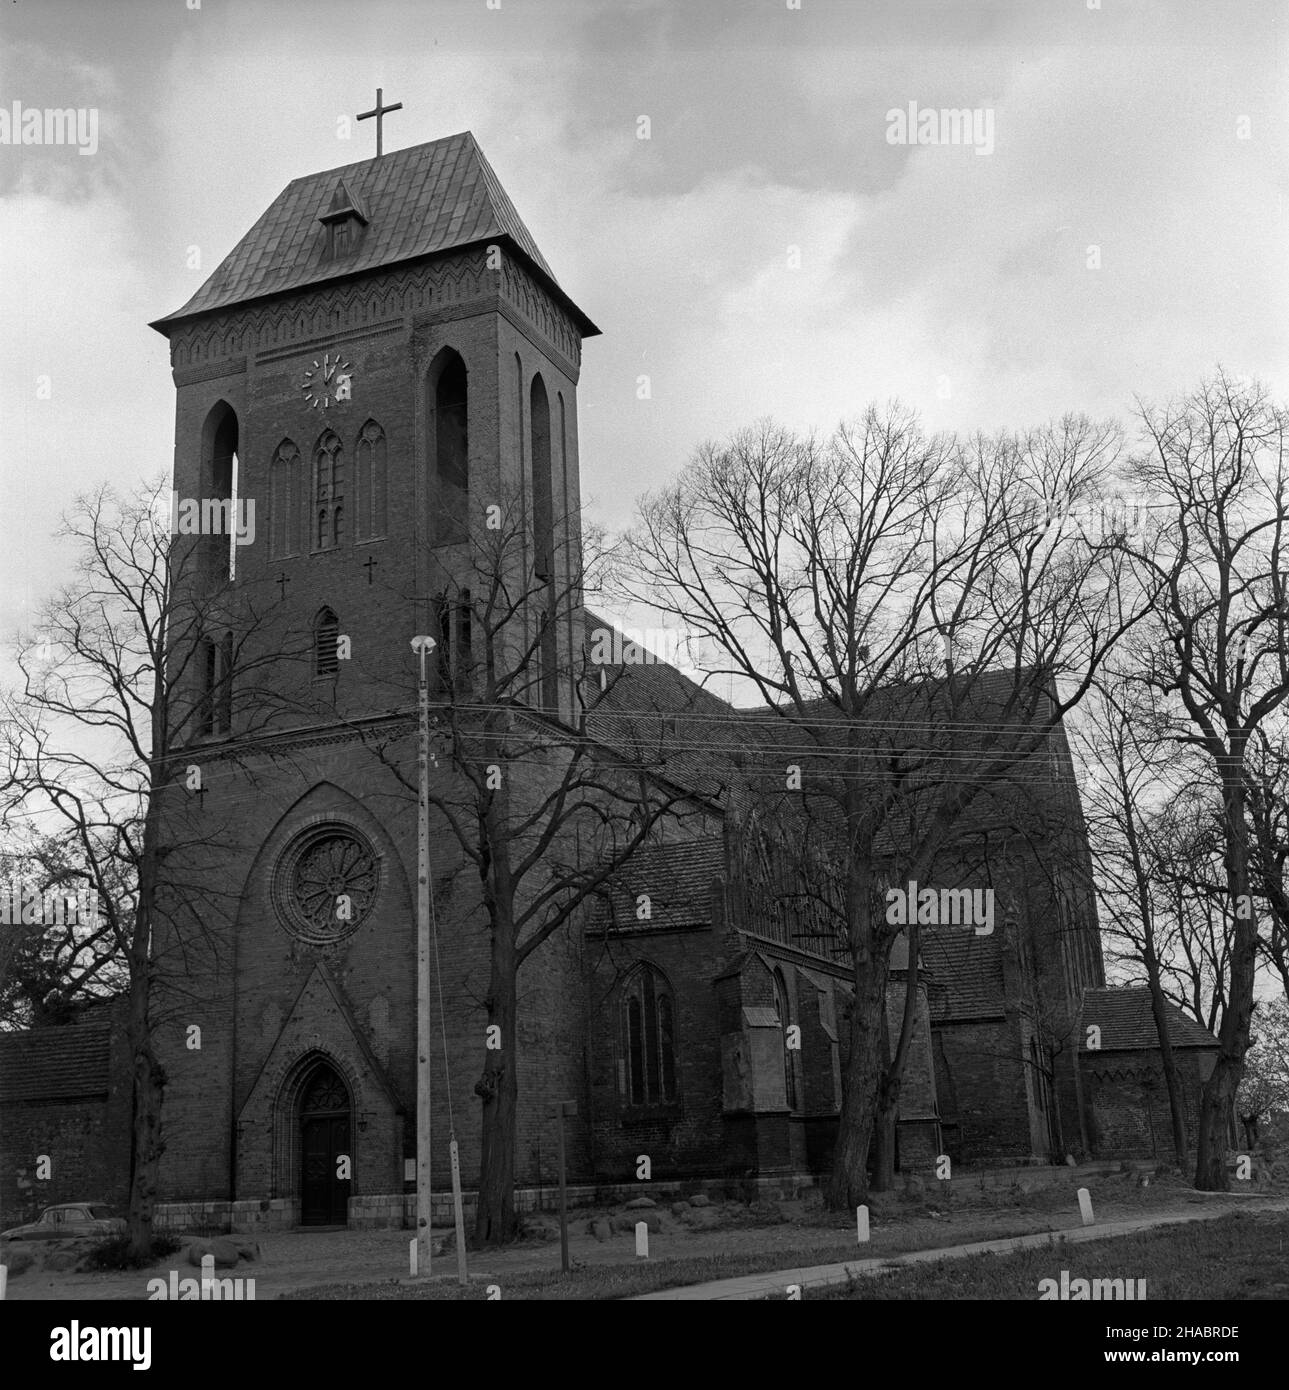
410 635 436 1276
552 1099 577 1274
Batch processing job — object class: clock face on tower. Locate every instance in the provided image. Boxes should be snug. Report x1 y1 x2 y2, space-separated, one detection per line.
300 351 353 410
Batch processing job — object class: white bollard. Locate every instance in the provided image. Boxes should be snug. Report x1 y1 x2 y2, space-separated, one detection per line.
857 1204 870 1243
635 1221 649 1258
409 1237 418 1276
1078 1187 1094 1226
0 1264 7 1301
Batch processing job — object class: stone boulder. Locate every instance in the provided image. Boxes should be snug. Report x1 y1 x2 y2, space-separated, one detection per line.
0 1244 35 1279
624 1196 657 1210
209 1237 242 1267
518 1215 560 1241
611 1211 662 1234
186 1238 239 1269
688 1193 712 1207
670 1201 691 1217
680 1207 722 1231
590 1218 612 1242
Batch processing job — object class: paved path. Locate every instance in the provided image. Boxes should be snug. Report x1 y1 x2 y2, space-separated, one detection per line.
631 1195 1289 1300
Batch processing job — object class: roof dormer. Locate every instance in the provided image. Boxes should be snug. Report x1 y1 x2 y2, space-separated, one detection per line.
316 176 369 261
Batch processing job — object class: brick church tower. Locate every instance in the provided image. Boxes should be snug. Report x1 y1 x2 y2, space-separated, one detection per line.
148 131 599 1228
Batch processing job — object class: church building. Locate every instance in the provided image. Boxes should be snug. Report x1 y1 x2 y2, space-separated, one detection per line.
0 125 1210 1238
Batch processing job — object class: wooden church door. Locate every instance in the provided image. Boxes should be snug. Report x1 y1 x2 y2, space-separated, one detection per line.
300 1065 351 1226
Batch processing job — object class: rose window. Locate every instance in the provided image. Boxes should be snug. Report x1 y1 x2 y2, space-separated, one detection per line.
274 826 379 944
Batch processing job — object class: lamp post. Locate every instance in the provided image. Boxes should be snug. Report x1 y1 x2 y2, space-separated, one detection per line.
410 635 436 1275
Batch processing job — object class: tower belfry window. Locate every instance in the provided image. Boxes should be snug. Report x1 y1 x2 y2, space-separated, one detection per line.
315 608 340 677
430 350 469 544
199 403 239 590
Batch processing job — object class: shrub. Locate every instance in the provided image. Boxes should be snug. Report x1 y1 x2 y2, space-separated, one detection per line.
82 1231 184 1271
0 1244 36 1278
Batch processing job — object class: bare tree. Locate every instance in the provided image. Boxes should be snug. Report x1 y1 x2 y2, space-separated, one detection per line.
1119 370 1289 1190
0 836 127 1030
1247 722 1289 1002
1072 670 1198 1165
1237 995 1289 1150
367 503 705 1245
620 407 1147 1205
1 480 310 1257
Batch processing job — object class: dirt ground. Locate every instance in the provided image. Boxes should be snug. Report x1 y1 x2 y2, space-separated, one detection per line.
4 1171 1277 1301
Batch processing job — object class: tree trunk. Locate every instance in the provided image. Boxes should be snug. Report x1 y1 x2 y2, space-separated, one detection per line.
826 950 887 1208
125 1002 165 1261
1142 940 1189 1169
871 1085 898 1191
474 915 519 1245
872 921 920 1191
1194 775 1258 1191
1119 758 1190 1169
125 757 167 1262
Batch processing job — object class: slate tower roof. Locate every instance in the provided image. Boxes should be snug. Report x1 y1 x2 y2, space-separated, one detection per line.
150 130 598 337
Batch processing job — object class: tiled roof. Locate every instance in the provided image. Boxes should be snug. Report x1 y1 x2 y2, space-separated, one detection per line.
581 611 744 805
921 930 1006 1021
1079 987 1217 1051
732 669 1080 854
588 837 725 932
151 131 597 336
0 1023 111 1103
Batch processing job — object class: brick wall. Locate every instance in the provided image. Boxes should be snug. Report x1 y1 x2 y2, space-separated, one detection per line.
1083 1048 1214 1160
932 1018 1032 1164
0 1004 132 1228
585 923 730 1181
153 235 612 1215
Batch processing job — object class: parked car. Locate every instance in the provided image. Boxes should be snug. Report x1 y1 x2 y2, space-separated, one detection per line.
0 1203 126 1241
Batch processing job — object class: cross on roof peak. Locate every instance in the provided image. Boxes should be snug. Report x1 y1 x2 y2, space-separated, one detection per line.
357 87 403 158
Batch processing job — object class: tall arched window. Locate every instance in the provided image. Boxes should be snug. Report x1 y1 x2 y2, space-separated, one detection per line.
198 630 233 736
314 607 340 677
530 375 552 581
621 964 678 1105
354 419 387 541
270 439 301 558
773 968 798 1110
530 375 558 710
313 431 344 550
433 588 473 697
199 402 238 588
430 350 468 543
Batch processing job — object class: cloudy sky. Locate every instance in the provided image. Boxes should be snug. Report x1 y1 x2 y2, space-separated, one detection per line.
2 0 1286 641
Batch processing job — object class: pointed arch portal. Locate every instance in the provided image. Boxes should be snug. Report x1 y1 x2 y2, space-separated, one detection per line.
296 1057 352 1226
